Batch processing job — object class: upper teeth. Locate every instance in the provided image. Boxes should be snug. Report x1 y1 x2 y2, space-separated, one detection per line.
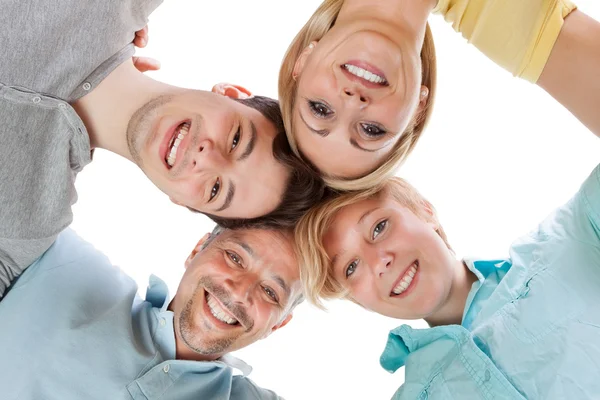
166 122 190 167
343 64 387 84
391 262 418 296
207 293 238 325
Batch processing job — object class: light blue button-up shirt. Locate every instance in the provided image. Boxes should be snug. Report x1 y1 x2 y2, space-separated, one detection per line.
0 229 281 400
380 163 600 400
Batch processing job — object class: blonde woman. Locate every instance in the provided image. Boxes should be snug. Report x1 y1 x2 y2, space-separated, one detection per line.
293 5 600 399
279 0 584 191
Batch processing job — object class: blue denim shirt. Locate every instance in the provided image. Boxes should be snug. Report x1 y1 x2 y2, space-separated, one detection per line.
380 164 600 399
0 229 281 400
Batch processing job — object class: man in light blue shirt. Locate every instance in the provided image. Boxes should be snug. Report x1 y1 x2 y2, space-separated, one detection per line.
380 163 600 399
0 225 303 400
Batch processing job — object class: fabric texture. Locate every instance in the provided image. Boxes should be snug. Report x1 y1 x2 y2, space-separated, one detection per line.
0 229 282 400
434 0 577 82
0 0 162 297
381 163 600 399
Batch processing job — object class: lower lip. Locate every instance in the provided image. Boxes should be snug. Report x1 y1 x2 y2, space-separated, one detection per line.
390 263 420 299
202 291 240 330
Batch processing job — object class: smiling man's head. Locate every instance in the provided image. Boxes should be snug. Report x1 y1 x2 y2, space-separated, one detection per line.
126 84 324 225
170 226 304 361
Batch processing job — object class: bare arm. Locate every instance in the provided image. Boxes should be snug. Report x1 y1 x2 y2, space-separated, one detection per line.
537 10 600 138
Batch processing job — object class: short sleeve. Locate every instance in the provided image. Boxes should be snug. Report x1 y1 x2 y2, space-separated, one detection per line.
433 0 577 82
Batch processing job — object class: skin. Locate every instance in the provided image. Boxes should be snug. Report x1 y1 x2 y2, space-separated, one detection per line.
291 0 435 178
537 10 600 139
73 61 288 219
322 193 477 326
169 229 303 361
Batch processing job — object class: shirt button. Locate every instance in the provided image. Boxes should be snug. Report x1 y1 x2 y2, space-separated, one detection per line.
484 369 491 382
58 103 66 109
159 318 166 327
82 82 92 91
32 96 41 103
163 364 170 373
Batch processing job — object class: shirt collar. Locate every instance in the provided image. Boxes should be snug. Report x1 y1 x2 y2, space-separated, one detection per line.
145 275 253 377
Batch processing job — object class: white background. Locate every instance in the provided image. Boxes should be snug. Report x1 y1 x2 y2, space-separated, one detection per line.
71 1 600 399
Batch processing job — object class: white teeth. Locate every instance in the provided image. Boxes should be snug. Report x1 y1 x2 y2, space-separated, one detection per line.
343 64 387 84
166 122 190 167
391 262 419 296
206 293 238 325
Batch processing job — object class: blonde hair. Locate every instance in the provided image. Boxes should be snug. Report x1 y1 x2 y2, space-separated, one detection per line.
294 177 452 309
279 0 437 191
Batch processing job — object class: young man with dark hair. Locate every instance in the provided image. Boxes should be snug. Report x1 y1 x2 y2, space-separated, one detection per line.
0 0 324 297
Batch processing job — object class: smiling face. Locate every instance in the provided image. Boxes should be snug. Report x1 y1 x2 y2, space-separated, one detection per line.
126 90 289 218
321 192 456 320
171 228 302 360
292 22 427 179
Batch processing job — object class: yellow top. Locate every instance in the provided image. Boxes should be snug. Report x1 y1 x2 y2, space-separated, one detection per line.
434 0 577 82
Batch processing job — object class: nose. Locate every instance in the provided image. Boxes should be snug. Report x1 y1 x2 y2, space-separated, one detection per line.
342 86 369 107
374 253 394 278
191 138 227 170
223 273 255 307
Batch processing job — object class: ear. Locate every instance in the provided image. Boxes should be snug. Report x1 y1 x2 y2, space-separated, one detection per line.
418 85 429 109
292 41 317 80
212 83 253 99
185 233 211 269
421 200 439 231
264 313 293 338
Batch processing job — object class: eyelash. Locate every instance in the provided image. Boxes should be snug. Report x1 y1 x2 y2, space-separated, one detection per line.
210 177 221 201
226 250 242 265
308 100 334 118
262 286 279 303
231 125 241 151
345 260 358 278
360 122 387 139
372 219 388 240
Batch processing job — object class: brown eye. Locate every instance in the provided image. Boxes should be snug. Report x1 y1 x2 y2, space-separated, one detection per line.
308 100 333 118
231 127 241 151
226 251 242 265
210 178 221 201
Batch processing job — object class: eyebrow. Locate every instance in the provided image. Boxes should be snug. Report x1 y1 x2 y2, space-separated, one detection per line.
230 237 254 257
298 111 329 137
237 121 257 161
216 181 236 212
358 208 379 225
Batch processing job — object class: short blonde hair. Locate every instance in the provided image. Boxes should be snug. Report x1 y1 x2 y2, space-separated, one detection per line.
294 177 452 308
278 0 437 192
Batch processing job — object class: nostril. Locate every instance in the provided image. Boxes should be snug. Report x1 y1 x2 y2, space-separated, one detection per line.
344 90 353 96
386 261 392 268
193 160 196 167
359 96 367 102
199 145 204 152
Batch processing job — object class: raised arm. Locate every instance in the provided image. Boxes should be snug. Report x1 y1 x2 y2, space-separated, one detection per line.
537 10 600 137
434 0 600 138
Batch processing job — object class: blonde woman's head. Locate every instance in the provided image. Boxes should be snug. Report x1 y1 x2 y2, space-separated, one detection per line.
279 0 437 191
295 177 456 320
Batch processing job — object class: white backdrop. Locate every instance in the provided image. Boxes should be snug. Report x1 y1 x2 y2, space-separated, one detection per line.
71 1 600 399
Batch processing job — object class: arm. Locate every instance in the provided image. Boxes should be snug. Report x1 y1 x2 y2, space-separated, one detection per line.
537 10 600 138
434 0 600 138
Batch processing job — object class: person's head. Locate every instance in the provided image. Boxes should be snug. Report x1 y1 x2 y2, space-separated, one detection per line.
279 0 437 191
127 83 324 223
170 225 304 361
295 178 456 321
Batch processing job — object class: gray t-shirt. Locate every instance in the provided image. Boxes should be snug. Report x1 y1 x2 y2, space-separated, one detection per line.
0 0 162 297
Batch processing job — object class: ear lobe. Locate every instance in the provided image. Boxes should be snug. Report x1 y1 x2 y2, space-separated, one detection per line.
265 313 293 338
292 41 318 80
418 85 430 106
212 83 252 99
185 233 211 268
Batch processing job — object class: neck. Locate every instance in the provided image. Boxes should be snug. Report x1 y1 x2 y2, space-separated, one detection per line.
72 60 179 162
337 0 436 48
425 259 478 327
